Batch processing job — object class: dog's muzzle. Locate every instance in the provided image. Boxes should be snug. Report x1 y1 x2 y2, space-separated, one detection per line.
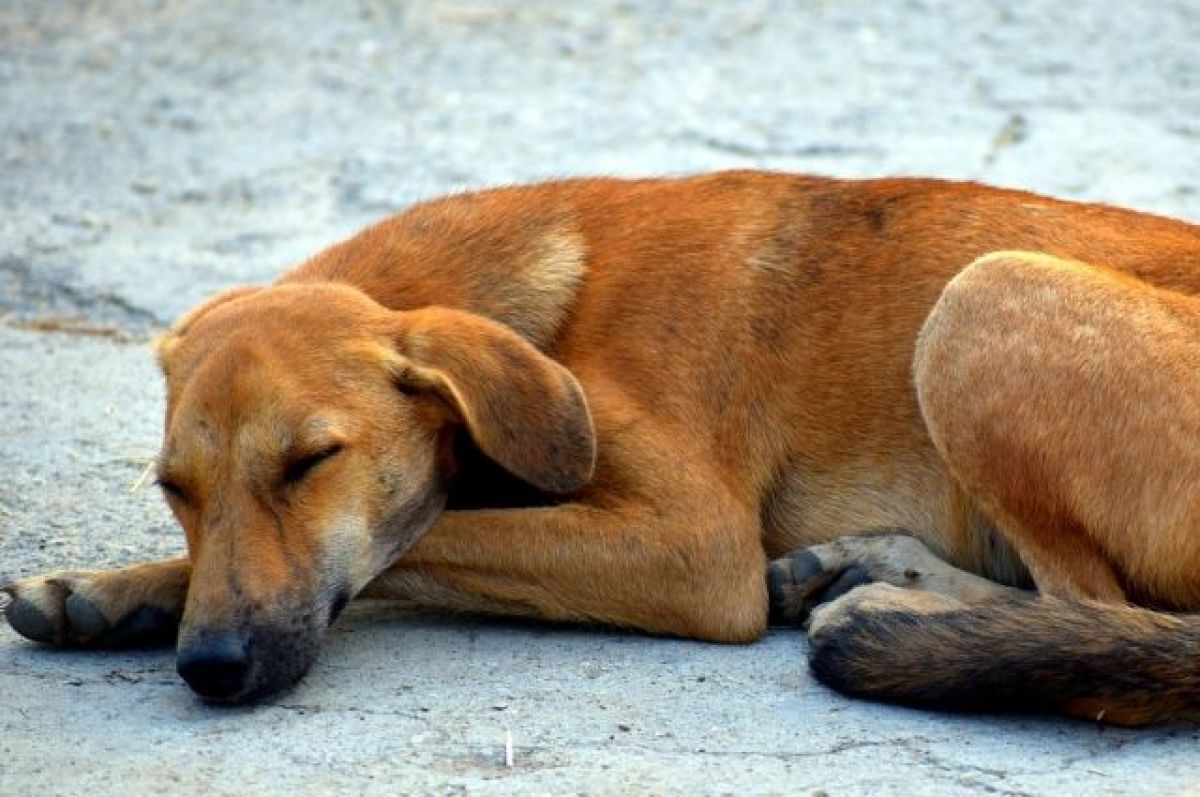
176 621 322 703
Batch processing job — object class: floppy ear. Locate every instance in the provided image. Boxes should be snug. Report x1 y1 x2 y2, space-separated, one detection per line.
155 285 262 375
389 307 596 493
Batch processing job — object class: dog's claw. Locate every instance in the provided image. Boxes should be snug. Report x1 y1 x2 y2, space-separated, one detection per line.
65 593 112 639
6 594 58 643
787 550 825 585
767 548 849 627
3 577 78 644
766 560 790 610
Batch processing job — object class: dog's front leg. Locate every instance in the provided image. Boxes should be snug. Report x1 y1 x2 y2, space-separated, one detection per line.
2 558 190 647
364 499 768 643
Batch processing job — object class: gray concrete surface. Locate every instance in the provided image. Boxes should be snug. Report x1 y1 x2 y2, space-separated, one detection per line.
2 1 1199 794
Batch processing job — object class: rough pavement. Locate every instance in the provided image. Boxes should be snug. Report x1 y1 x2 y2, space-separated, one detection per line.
2 1 1199 794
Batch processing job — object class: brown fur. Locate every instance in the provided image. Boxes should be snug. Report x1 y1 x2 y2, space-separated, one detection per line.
4 171 1200 718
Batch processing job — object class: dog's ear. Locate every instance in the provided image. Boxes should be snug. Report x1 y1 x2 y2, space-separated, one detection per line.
388 307 596 494
155 286 262 375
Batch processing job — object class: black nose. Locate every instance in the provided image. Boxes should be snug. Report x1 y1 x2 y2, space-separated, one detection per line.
177 630 251 700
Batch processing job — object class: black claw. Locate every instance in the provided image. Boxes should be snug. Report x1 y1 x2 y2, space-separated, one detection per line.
767 561 790 605
767 561 798 625
788 550 826 585
65 593 110 639
813 565 874 607
6 597 57 644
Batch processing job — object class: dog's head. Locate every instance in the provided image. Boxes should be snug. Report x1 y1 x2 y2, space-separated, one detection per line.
154 283 595 702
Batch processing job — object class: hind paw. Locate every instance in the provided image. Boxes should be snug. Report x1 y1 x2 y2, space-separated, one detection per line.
767 549 874 627
768 533 987 627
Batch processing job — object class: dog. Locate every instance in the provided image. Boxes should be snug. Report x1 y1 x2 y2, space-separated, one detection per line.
4 171 1200 724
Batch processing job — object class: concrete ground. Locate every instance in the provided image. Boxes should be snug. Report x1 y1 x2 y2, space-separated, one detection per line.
2 1 1199 794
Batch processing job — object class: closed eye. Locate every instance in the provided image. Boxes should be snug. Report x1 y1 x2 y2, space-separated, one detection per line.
155 477 188 503
284 443 344 486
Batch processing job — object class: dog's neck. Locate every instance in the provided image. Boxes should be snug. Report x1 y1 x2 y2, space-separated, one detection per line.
279 186 588 350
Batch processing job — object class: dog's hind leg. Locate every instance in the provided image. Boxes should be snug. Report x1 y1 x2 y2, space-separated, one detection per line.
2 558 190 648
911 251 1200 604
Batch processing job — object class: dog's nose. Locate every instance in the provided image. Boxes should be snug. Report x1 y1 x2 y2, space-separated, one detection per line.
177 630 251 700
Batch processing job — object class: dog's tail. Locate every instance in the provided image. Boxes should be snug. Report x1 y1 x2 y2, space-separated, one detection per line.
807 594 1200 725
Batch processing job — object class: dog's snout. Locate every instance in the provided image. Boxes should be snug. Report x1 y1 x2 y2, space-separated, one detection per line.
177 630 251 701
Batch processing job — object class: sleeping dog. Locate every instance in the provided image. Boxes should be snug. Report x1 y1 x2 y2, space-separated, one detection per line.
5 171 1200 723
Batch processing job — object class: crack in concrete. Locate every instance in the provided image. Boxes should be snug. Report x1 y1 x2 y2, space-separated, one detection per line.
913 749 1039 797
677 131 885 159
0 256 165 333
271 702 433 722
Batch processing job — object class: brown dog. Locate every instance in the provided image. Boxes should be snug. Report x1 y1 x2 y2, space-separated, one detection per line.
4 171 1200 723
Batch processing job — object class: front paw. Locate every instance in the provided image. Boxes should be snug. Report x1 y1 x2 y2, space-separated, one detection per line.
2 571 178 648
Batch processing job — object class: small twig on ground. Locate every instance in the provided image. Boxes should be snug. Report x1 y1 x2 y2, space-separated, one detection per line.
9 317 131 341
129 460 156 493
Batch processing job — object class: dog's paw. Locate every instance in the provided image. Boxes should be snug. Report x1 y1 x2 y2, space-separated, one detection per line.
767 550 867 627
2 570 179 648
3 572 103 645
767 534 945 627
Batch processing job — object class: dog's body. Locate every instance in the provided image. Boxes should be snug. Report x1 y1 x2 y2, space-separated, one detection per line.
5 171 1200 723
